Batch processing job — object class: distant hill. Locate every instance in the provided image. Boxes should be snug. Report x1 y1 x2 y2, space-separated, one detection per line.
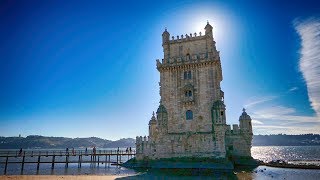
253 134 320 146
1 134 319 149
0 135 135 149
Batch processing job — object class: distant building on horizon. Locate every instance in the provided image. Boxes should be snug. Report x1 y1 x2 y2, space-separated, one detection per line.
136 22 253 160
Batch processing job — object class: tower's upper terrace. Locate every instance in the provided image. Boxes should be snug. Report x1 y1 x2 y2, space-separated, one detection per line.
157 22 220 70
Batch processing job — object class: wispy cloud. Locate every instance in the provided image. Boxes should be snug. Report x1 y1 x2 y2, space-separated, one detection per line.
288 87 298 92
294 17 320 118
250 105 320 134
251 119 263 125
244 96 277 108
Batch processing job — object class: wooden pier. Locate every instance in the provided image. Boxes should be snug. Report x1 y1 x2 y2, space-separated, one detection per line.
0 149 135 175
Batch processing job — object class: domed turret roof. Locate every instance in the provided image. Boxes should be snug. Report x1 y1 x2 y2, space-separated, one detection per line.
157 104 167 113
162 28 169 36
205 21 213 30
149 111 157 125
239 108 252 121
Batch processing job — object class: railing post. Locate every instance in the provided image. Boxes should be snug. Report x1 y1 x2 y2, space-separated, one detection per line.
116 152 118 165
78 155 82 168
108 155 110 167
51 155 55 169
65 155 69 168
21 152 25 174
105 155 107 168
37 156 41 171
4 156 9 175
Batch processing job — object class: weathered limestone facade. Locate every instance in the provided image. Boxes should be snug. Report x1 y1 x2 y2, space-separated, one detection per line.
136 22 253 160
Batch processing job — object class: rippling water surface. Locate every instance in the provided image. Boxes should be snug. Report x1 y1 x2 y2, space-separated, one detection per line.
252 146 320 165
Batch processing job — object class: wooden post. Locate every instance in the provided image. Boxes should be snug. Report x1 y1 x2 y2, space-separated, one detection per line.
65 155 69 168
21 154 25 174
78 155 80 168
119 153 121 164
51 155 55 169
4 156 8 175
98 155 100 165
79 155 82 168
116 153 118 165
105 155 107 168
37 156 41 170
31 151 34 157
108 155 110 167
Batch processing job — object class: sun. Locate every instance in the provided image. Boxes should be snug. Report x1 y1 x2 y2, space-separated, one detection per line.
189 20 218 38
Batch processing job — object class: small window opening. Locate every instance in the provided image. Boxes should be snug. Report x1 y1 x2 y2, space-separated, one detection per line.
186 110 193 120
188 71 192 79
185 90 192 97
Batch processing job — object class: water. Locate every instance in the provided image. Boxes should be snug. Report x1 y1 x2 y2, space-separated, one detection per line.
0 146 320 176
252 146 320 165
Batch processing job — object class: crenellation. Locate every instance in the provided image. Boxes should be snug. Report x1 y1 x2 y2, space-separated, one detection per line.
169 32 206 44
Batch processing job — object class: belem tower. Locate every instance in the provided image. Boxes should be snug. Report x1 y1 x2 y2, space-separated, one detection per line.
136 22 253 161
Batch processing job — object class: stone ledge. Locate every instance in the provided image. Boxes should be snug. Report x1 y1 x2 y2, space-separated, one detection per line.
122 157 234 170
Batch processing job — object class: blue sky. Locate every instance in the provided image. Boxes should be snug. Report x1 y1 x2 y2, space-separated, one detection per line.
0 0 319 140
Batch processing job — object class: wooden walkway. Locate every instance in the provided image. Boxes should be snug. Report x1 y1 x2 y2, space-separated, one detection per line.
0 149 135 175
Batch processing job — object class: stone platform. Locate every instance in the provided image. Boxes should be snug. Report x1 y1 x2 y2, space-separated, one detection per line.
122 156 259 170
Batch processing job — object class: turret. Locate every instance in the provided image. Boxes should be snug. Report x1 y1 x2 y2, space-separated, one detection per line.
149 112 157 137
204 21 213 35
204 21 215 55
162 28 170 60
156 103 168 133
162 28 170 43
239 108 253 133
211 100 226 125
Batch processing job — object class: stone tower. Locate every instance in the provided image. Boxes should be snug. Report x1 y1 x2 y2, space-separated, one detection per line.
135 22 253 161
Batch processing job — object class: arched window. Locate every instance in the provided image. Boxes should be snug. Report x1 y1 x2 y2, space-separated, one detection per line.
184 71 188 79
186 110 193 120
183 71 192 79
188 71 192 79
185 90 192 97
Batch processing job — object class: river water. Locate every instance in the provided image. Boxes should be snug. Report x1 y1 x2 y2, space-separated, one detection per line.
0 146 320 177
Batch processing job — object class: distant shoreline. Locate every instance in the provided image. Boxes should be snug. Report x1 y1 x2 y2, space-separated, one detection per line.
1 134 320 149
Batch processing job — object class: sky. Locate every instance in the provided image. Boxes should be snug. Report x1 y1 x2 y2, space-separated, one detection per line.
0 0 320 140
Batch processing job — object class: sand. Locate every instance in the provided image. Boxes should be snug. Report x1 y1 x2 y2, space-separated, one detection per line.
0 175 126 180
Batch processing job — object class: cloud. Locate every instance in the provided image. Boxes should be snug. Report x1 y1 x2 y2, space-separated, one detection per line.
244 96 277 108
294 17 320 118
251 119 263 125
250 105 320 134
288 87 298 92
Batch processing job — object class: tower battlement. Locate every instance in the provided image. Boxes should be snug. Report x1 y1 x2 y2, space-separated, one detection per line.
168 31 206 43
